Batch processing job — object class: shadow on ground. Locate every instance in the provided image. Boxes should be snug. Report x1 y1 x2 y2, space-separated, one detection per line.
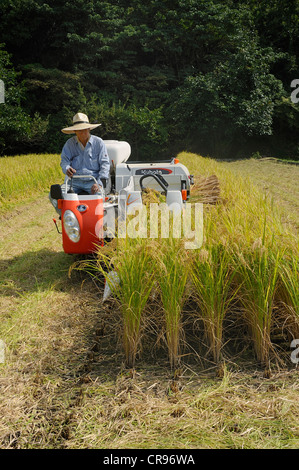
0 248 91 295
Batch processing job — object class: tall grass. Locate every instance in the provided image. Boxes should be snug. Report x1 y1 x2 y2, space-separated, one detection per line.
235 241 282 367
277 253 299 339
179 152 299 365
191 244 239 364
0 154 61 205
95 237 155 368
75 151 298 370
154 238 189 369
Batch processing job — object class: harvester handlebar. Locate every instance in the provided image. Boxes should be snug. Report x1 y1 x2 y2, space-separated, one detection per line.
65 175 105 197
139 174 169 194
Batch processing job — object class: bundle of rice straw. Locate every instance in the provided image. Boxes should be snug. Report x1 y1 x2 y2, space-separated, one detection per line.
192 175 220 204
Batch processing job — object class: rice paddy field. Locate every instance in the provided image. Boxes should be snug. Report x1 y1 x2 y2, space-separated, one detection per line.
0 152 298 449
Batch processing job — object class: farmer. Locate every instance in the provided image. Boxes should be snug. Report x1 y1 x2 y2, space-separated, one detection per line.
60 112 110 195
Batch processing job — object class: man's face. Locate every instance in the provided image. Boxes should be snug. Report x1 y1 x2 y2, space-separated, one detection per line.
75 128 90 143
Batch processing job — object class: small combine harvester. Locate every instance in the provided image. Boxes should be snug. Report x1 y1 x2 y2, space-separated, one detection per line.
50 140 194 255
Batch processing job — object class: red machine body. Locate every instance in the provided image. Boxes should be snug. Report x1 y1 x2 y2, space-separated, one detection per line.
58 194 104 254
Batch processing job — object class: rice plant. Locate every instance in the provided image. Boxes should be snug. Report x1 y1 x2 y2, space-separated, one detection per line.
235 241 282 367
278 253 299 339
154 238 189 369
71 151 298 371
96 237 155 368
0 153 61 203
191 243 239 364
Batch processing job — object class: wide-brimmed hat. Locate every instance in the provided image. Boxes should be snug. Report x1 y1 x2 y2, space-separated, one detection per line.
61 113 101 134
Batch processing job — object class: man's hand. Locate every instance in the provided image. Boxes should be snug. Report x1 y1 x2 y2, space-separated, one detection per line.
66 167 76 177
91 183 101 194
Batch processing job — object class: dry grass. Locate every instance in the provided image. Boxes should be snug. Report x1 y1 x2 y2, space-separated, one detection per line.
61 366 299 449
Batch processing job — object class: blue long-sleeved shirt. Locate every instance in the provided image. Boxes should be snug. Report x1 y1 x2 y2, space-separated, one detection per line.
60 135 110 184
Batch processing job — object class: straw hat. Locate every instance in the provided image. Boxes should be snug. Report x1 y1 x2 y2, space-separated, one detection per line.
61 113 101 134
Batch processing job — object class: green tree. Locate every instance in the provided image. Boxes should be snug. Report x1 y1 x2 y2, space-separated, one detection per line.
167 7 286 157
0 0 298 158
0 45 47 154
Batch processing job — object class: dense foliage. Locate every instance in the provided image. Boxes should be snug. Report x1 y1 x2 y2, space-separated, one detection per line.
0 0 298 159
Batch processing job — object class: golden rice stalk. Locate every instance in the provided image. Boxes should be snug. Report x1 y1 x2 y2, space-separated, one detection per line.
141 188 165 206
192 175 221 204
